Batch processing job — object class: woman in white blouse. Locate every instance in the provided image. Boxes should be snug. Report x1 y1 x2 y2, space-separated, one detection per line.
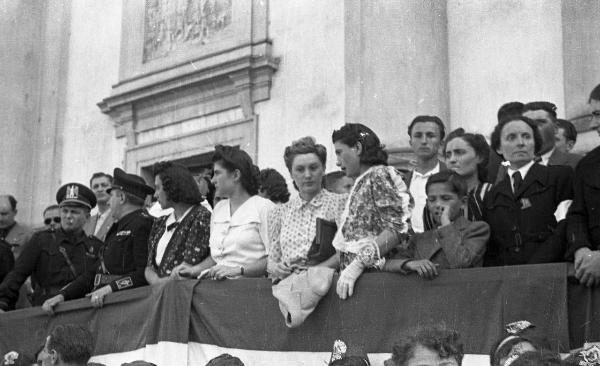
175 145 274 280
267 137 347 281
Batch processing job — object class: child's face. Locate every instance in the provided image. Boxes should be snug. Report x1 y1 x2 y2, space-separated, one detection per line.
426 182 465 225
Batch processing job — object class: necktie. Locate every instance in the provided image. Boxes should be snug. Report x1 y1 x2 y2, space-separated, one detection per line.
167 221 179 232
512 171 523 193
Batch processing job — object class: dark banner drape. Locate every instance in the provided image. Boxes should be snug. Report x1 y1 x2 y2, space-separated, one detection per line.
1 263 596 358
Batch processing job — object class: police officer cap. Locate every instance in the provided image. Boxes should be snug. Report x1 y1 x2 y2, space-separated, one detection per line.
56 183 96 209
107 168 155 200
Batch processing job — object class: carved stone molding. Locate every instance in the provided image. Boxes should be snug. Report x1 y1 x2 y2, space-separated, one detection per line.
97 0 276 173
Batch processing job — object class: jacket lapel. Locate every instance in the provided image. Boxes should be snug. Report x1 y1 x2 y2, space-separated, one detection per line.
515 163 547 198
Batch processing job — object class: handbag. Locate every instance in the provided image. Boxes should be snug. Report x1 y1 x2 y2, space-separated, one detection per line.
306 218 337 265
272 266 334 328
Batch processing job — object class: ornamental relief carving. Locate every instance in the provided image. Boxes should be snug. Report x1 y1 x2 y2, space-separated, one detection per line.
143 0 232 62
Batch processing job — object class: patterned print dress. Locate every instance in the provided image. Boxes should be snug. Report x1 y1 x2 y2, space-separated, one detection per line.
332 165 412 269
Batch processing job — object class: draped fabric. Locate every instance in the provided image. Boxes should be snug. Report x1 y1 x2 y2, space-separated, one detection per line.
0 263 594 366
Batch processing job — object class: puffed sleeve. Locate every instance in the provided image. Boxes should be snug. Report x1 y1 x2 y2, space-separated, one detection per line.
369 167 412 236
267 204 283 265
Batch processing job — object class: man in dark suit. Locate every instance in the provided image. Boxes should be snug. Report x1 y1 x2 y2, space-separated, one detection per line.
566 84 600 286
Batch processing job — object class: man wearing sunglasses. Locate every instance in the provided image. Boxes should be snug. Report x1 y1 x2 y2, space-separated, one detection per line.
42 205 61 231
566 83 600 287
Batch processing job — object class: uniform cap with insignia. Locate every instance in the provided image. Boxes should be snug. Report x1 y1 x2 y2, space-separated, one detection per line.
56 183 96 209
107 168 155 200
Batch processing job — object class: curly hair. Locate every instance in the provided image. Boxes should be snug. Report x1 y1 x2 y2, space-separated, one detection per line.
212 145 261 196
283 136 327 172
47 324 94 364
388 326 464 366
153 161 203 205
332 123 388 166
444 128 491 182
490 115 543 158
259 168 290 203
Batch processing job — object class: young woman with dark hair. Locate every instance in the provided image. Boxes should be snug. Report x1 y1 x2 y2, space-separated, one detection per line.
423 128 492 230
176 145 274 280
144 161 211 284
331 123 411 299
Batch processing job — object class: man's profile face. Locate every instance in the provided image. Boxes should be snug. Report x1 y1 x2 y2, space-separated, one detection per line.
0 197 17 229
90 176 112 205
60 205 90 232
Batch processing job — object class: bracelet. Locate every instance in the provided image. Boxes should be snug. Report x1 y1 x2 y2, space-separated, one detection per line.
240 266 245 276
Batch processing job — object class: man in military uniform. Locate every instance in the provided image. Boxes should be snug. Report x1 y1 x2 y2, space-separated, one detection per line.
0 183 102 313
45 168 155 309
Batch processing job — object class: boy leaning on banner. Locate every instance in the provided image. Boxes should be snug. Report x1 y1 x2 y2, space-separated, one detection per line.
384 171 489 279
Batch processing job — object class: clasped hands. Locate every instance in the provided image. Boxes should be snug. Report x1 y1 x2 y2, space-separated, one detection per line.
170 262 241 281
574 248 600 287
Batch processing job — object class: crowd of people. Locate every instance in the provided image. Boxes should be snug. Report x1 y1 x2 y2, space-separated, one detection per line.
1 82 600 365
2 321 599 366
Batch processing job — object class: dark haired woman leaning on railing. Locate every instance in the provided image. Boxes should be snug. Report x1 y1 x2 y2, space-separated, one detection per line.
331 123 412 299
173 145 274 280
144 161 211 284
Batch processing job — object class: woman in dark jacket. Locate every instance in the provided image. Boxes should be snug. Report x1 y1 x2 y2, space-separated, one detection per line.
483 116 573 266
144 162 211 283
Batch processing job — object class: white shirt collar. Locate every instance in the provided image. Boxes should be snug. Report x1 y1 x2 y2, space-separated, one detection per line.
540 147 554 166
507 160 535 181
413 162 441 178
165 206 193 226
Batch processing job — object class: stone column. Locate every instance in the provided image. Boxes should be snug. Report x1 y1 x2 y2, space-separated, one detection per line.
447 0 565 136
345 0 450 149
